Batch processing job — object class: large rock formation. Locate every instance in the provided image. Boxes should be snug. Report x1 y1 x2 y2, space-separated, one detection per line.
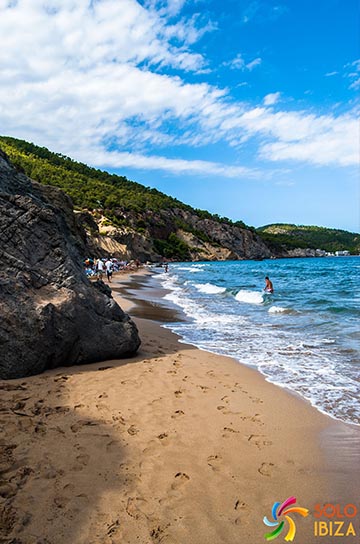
0 150 140 379
79 207 274 262
172 209 272 260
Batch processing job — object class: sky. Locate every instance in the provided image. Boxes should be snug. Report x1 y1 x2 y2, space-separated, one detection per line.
1 0 359 231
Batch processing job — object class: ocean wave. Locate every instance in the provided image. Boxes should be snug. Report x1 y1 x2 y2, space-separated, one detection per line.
268 306 287 314
194 283 226 295
156 259 360 425
235 290 264 304
177 267 201 273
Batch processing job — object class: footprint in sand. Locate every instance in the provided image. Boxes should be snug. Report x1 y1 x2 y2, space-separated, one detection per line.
233 382 243 390
0 384 27 392
142 440 159 456
171 410 184 419
217 406 242 416
247 435 272 449
174 390 183 398
63 483 75 493
127 425 139 436
222 426 240 438
207 454 222 471
70 420 98 433
54 376 69 383
73 454 90 471
258 462 275 477
126 497 147 519
150 523 171 542
42 465 58 480
239 413 263 426
107 519 120 537
0 482 17 499
234 499 247 511
112 414 126 426
249 396 263 404
234 500 248 524
54 496 70 509
197 385 210 392
171 472 190 490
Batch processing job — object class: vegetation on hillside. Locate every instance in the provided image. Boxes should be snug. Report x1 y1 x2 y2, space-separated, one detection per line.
257 224 360 254
0 136 189 214
0 136 256 259
1 136 358 257
0 136 249 227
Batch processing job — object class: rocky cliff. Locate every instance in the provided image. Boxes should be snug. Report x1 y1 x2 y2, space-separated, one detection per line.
79 207 273 262
0 150 140 379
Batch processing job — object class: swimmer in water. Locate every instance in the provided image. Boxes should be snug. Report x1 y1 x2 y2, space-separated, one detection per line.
264 276 274 293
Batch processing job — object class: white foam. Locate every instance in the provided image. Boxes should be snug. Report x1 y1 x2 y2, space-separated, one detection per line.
194 283 226 295
155 261 360 425
268 306 287 313
235 290 264 304
177 266 201 272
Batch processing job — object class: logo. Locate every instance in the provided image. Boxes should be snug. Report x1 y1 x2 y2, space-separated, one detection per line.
263 496 309 542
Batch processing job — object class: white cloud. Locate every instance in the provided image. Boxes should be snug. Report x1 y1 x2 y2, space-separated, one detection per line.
345 59 360 90
218 107 359 167
225 54 245 70
325 71 338 77
78 148 261 178
349 78 360 90
0 0 358 179
241 2 288 24
263 92 281 106
246 57 262 70
225 54 262 72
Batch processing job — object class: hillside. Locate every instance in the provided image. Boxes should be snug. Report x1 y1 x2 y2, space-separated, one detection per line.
257 224 360 254
0 136 271 262
2 136 357 260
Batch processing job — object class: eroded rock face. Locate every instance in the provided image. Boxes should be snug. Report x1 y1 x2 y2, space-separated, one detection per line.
0 150 140 379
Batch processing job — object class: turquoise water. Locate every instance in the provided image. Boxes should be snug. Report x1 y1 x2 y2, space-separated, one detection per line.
155 257 360 425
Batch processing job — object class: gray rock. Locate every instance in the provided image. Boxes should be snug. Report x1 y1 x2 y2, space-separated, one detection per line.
0 150 140 379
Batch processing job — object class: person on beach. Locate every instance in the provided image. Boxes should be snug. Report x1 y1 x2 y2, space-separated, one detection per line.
264 276 274 293
105 259 113 282
96 258 104 279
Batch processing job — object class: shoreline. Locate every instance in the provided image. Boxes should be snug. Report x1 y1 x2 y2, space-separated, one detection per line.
1 269 359 543
120 269 360 423
117 270 360 497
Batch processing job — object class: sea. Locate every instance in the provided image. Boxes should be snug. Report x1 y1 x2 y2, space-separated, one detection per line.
154 257 360 426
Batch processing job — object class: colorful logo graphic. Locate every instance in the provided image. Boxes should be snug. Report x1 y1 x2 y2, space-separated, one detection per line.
263 496 309 542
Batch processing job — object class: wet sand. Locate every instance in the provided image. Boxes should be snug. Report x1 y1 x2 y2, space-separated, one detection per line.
0 269 359 543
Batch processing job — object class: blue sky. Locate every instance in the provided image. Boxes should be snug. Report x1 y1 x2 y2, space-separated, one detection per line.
1 0 359 231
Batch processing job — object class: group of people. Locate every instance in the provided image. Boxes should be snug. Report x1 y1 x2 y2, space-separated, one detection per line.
95 258 116 282
83 257 142 282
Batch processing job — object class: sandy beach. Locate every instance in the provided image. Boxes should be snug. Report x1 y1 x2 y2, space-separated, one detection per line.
1 269 359 544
